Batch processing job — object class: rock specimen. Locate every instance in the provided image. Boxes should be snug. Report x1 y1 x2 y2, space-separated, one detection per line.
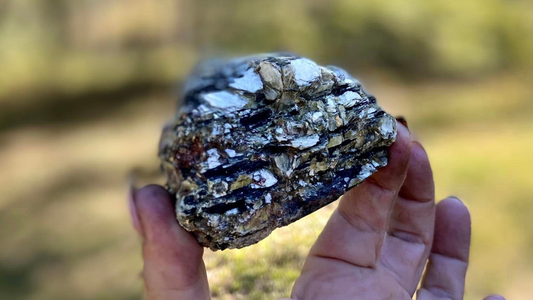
159 54 397 250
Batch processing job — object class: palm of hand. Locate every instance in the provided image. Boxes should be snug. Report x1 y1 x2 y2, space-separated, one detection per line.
131 124 503 300
292 263 415 299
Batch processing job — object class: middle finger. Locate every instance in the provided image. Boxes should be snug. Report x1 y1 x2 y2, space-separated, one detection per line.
379 141 436 295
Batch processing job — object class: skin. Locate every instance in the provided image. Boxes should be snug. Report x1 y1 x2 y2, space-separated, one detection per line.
129 123 504 300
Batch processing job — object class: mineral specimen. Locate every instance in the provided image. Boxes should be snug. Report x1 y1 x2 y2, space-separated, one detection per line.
159 54 397 250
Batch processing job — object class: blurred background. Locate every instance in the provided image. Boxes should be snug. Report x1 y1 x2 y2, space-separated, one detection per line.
1 0 532 299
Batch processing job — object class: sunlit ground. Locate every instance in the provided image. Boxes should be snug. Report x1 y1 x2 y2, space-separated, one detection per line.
1 72 532 300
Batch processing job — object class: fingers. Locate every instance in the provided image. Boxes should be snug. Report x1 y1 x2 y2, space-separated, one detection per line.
417 197 471 300
306 122 412 268
379 141 436 294
133 185 211 300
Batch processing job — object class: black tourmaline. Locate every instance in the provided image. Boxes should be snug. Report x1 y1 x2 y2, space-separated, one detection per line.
159 54 397 250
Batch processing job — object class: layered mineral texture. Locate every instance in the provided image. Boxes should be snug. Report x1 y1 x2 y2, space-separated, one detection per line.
159 54 397 250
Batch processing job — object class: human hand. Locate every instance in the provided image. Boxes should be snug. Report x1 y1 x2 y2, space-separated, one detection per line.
129 123 504 300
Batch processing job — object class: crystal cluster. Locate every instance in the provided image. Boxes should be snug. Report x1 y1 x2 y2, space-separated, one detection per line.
159 54 397 250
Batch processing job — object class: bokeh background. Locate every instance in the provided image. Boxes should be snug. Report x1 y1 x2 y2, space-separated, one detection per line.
1 0 532 299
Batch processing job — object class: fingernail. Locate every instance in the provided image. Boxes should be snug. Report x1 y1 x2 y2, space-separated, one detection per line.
411 131 425 147
395 116 409 129
128 178 143 236
448 195 464 204
411 139 425 150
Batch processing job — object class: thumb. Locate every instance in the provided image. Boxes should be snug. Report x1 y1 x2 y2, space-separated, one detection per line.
132 184 210 300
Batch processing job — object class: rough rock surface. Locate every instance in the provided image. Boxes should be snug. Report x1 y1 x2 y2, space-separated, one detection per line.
159 54 397 250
